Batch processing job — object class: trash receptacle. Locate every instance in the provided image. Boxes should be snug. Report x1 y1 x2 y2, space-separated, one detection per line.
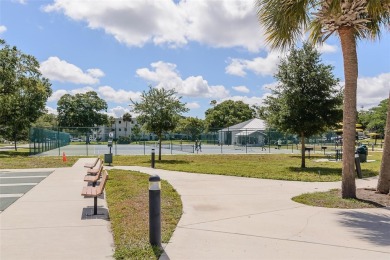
355 145 368 162
104 153 113 165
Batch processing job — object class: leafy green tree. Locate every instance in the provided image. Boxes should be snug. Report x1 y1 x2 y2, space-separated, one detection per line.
32 113 58 128
131 86 188 160
175 117 205 141
205 100 255 130
0 39 52 150
122 112 133 137
57 91 108 129
261 43 342 168
131 124 142 142
256 0 390 198
358 98 388 136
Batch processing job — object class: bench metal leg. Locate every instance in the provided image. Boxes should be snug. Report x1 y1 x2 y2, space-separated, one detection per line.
94 196 97 215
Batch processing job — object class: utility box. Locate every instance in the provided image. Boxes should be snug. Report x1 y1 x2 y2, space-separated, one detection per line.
104 153 113 165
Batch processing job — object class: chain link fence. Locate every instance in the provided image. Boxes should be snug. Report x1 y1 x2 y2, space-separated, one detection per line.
29 126 364 156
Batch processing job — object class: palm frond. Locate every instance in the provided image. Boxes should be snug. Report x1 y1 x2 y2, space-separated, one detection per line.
256 0 312 50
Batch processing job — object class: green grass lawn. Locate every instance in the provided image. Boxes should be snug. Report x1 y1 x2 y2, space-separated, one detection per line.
292 189 385 208
106 169 182 259
0 151 384 258
0 154 79 168
112 152 382 182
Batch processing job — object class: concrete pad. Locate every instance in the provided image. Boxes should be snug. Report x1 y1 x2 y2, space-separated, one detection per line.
0 159 114 259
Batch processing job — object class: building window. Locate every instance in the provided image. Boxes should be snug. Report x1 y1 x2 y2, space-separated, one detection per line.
119 120 122 124
119 128 121 131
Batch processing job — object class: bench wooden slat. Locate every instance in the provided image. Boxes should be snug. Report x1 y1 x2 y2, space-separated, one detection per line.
84 157 100 169
84 164 103 183
87 160 103 175
81 170 108 197
81 170 109 215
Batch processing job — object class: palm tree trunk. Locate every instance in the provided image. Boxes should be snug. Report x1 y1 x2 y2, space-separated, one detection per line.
377 93 390 194
301 133 306 168
339 27 358 199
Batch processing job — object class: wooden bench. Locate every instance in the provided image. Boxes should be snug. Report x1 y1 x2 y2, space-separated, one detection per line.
87 159 103 175
84 163 104 187
84 157 100 169
81 170 108 215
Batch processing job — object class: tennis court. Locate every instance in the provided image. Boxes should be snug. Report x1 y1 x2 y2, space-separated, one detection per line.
37 142 306 156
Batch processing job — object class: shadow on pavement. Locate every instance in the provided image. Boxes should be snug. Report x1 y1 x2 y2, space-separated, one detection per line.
81 207 110 221
337 209 390 246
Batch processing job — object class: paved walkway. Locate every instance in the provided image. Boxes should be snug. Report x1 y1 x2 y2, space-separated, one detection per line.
1 159 389 259
113 166 390 260
0 159 114 259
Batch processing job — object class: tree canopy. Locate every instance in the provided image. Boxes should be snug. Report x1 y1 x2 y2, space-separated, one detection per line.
358 98 388 136
261 42 342 168
32 113 58 128
175 117 205 141
205 100 255 130
0 39 52 150
130 86 188 160
57 91 108 128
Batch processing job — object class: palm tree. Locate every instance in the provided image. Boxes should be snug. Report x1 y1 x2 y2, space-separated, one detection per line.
108 116 116 140
377 92 390 194
256 0 390 198
122 113 133 138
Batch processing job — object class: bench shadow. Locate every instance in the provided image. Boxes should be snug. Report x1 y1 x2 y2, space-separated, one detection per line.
287 166 377 178
81 207 110 221
156 160 190 165
337 209 390 246
288 166 341 176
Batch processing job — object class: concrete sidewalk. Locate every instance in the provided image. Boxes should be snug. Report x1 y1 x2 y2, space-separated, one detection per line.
0 159 114 259
1 159 389 260
115 166 390 260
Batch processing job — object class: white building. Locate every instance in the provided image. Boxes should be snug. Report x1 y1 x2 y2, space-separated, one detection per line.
92 117 139 141
218 118 267 146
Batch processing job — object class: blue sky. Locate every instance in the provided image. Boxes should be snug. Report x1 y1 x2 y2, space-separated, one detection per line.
1 0 389 119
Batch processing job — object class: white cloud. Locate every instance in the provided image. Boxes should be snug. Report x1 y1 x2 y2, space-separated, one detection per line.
48 89 68 102
182 0 266 52
44 0 266 52
48 87 95 102
45 106 58 115
0 25 7 34
137 61 230 99
259 73 390 110
232 85 250 93
48 85 140 104
40 57 104 84
186 102 200 109
106 106 132 118
226 52 281 77
221 95 265 107
261 82 278 91
98 86 141 103
357 73 390 109
317 43 338 54
12 0 27 4
44 0 188 48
